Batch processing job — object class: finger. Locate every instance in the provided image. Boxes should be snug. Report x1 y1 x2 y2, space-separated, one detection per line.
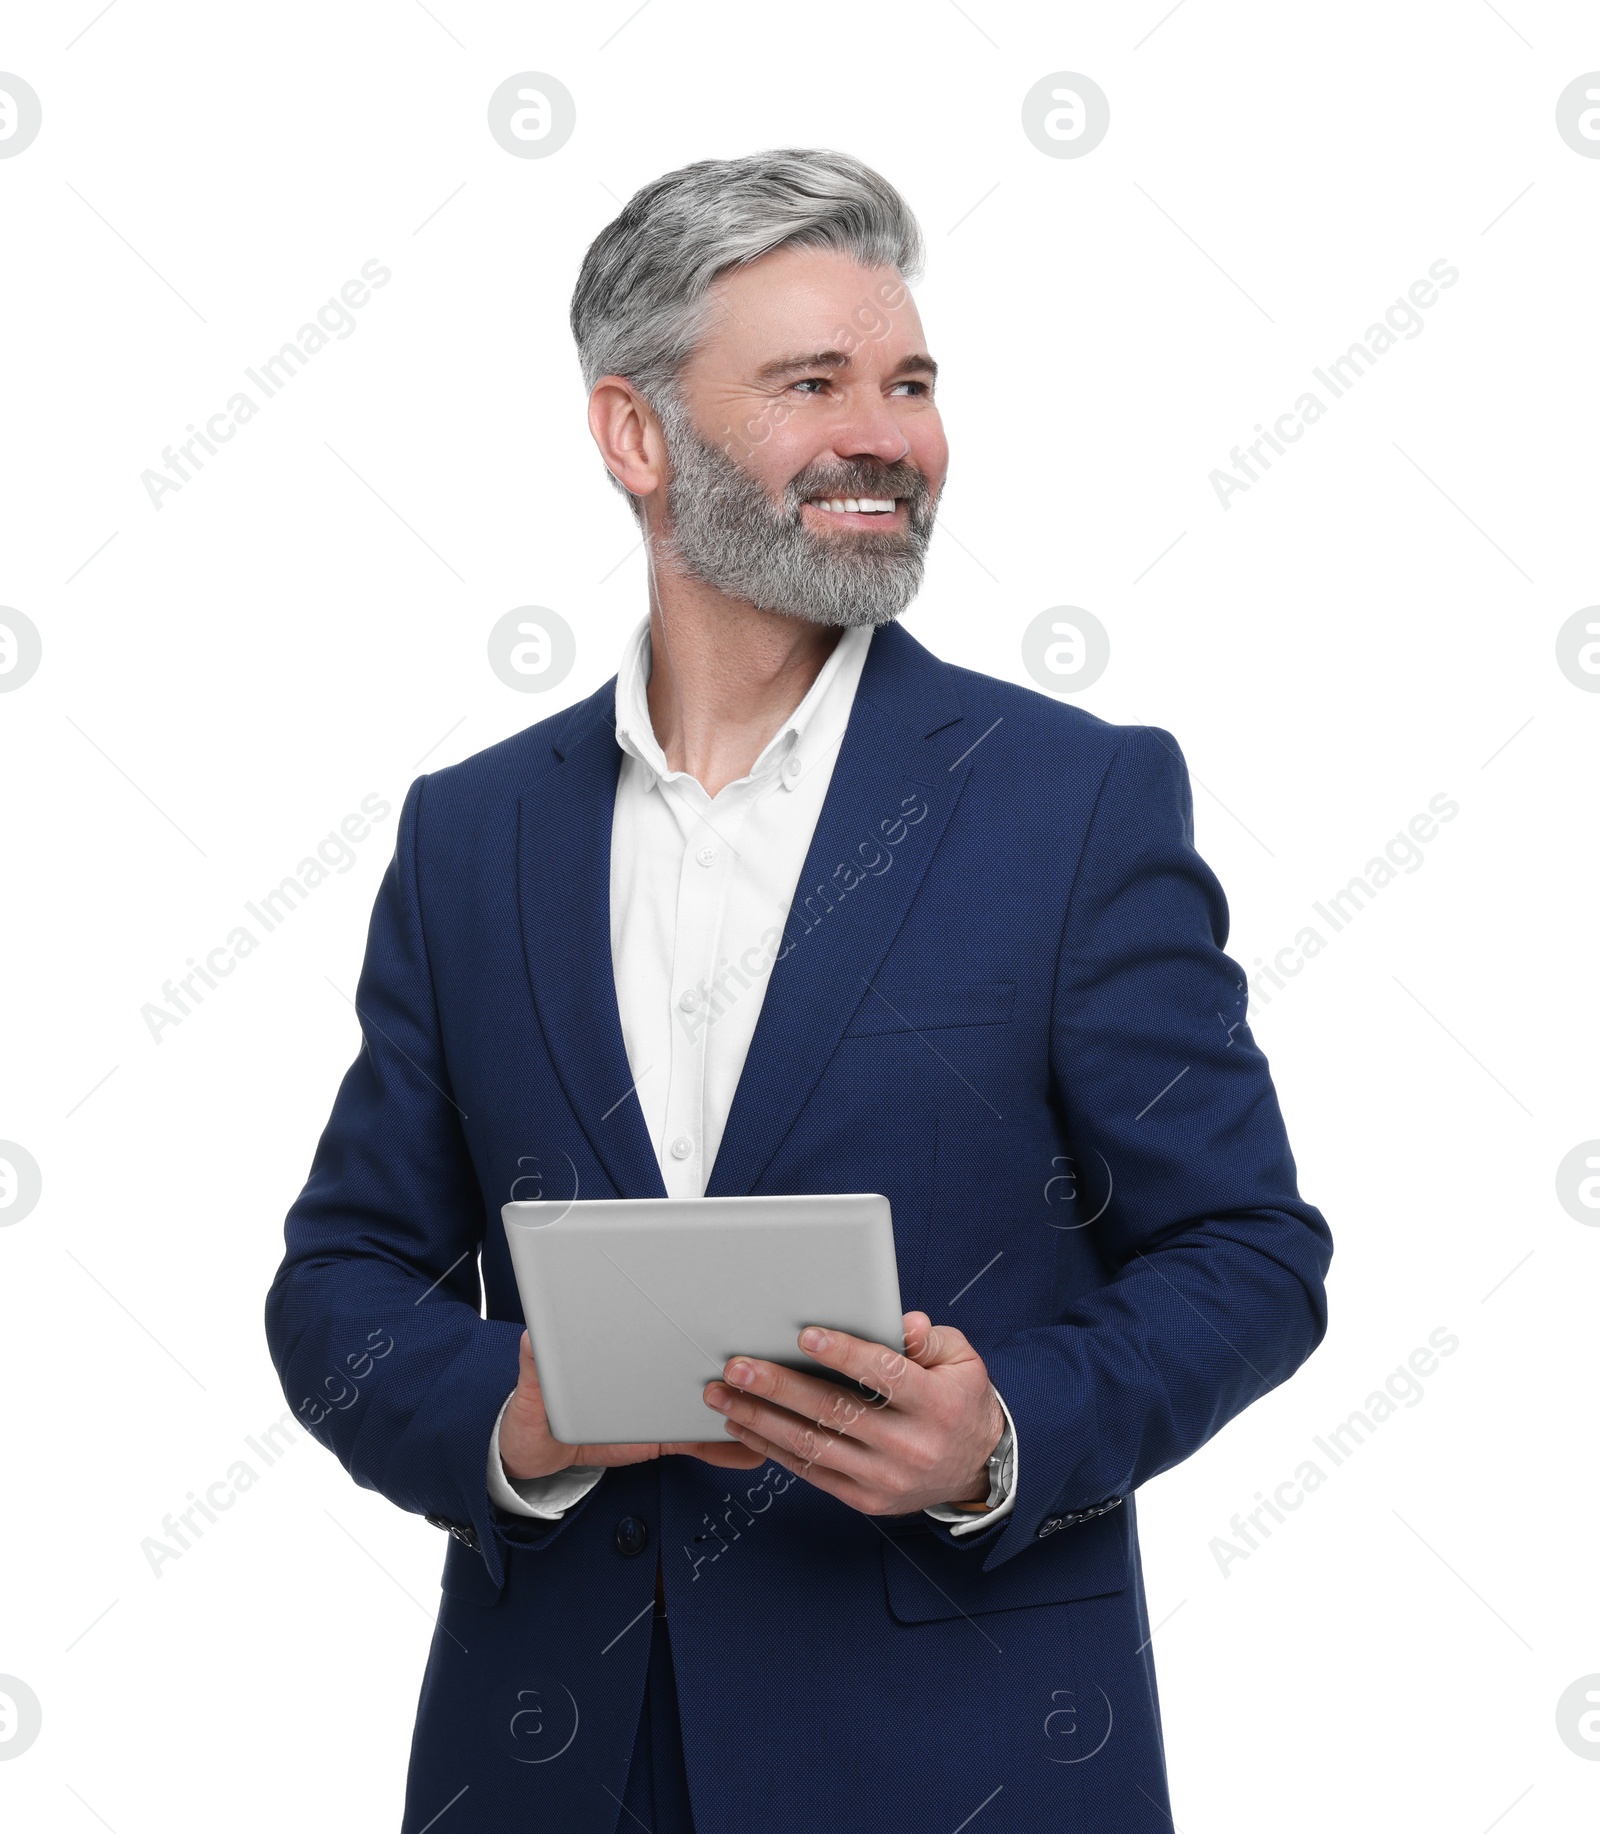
902 1311 933 1360
711 1360 892 1441
712 1389 893 1486
901 1312 976 1368
723 1420 878 1511
662 1439 768 1470
787 1324 929 1408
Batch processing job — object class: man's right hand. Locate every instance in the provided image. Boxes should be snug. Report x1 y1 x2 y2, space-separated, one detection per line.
498 1330 770 1482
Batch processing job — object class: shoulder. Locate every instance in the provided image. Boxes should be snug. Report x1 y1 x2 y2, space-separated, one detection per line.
397 677 614 854
922 638 1185 787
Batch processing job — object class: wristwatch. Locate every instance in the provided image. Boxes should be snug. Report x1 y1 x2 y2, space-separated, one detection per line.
950 1414 1015 1514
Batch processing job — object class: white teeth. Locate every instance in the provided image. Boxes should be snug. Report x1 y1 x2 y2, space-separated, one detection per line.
810 496 894 513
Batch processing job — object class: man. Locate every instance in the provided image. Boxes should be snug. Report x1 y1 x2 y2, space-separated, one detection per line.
266 148 1332 1832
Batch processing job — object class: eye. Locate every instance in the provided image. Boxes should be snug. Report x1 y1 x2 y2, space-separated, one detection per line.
791 377 830 395
891 380 931 396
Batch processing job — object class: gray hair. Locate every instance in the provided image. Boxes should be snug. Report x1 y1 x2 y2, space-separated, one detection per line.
569 148 925 519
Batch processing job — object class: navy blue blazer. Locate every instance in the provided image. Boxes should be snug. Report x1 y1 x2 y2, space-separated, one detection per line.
265 617 1332 1832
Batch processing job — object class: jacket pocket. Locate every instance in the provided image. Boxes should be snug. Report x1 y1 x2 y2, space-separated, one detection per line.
843 980 1016 1038
878 1500 1127 1623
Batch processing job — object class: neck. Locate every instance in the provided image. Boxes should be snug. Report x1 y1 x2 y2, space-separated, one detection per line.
640 524 849 799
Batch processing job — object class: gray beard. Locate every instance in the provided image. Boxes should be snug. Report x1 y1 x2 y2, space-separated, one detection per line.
649 394 939 630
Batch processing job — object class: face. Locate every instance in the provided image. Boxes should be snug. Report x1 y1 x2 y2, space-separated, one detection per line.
652 244 949 628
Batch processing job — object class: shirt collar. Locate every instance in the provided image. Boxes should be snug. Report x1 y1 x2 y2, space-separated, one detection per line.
612 612 873 795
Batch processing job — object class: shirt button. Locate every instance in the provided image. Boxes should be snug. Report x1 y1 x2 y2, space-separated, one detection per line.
784 756 801 777
670 1136 693 1160
678 990 698 1012
695 845 716 867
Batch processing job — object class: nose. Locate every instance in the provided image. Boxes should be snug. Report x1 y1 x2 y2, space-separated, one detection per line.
831 398 912 468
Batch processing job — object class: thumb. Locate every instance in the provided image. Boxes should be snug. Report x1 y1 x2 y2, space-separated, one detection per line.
903 1311 971 1366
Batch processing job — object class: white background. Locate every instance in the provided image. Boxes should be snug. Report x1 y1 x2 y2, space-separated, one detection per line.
1 1 1596 1827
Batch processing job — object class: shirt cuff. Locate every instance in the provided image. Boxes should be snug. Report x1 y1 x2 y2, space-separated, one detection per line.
486 1391 606 1518
922 1387 1019 1537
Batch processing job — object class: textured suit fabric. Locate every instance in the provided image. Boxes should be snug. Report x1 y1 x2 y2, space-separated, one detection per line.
621 1609 696 1834
264 617 1333 1832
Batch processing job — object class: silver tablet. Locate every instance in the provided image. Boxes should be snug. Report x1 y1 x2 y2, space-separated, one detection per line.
501 1192 905 1445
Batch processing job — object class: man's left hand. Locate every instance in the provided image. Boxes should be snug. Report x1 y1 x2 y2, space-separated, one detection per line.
700 1310 1005 1517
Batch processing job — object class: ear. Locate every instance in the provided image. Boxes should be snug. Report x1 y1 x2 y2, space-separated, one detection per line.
587 376 664 505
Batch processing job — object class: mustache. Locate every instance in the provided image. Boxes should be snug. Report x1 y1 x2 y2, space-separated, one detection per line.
785 463 931 506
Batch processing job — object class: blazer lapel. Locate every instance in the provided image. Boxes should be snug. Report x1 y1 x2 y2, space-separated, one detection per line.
705 619 974 1198
514 619 975 1206
514 685 668 1201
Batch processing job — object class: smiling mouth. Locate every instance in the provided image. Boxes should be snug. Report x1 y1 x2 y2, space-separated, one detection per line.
802 495 903 524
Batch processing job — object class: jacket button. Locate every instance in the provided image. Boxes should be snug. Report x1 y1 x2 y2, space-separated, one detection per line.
614 1515 649 1557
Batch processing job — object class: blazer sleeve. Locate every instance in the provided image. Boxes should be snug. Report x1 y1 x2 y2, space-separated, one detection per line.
972 724 1333 1573
263 774 596 1589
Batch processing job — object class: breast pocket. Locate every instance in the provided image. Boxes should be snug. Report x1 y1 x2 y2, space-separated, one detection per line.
842 980 1016 1038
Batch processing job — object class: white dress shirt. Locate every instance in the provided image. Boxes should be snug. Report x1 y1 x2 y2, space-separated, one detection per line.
488 611 1017 1533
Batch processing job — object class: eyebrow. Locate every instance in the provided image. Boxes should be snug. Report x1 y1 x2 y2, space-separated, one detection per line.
752 349 939 386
